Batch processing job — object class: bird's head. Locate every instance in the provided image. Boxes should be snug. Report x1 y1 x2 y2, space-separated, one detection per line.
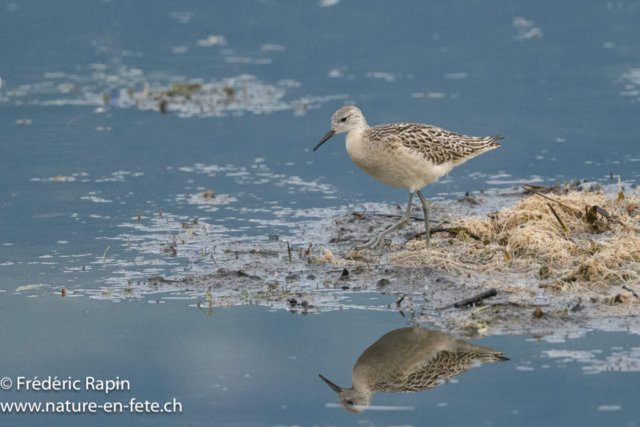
318 374 373 414
313 106 368 151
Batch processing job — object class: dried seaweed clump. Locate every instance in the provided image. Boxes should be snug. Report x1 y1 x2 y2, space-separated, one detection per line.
393 189 640 293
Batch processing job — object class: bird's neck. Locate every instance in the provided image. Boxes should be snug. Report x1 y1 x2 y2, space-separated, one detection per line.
345 128 367 161
351 363 377 392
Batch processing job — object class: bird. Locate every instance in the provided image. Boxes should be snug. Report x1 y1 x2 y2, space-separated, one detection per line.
314 106 504 248
318 326 508 414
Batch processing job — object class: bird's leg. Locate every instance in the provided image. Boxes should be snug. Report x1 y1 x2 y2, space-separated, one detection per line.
356 192 414 249
416 190 431 248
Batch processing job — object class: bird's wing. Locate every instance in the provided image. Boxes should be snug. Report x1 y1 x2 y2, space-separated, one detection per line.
375 350 502 394
371 123 503 165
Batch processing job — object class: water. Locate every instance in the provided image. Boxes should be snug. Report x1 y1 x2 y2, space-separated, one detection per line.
1 0 639 425
0 295 639 426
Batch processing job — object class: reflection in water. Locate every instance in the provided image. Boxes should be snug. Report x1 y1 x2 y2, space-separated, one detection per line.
319 326 508 413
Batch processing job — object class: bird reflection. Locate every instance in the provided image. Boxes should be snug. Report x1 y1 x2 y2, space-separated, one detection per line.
319 326 508 413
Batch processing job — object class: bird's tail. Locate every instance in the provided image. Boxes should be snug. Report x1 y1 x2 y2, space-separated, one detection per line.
478 352 510 363
489 134 505 148
467 134 505 151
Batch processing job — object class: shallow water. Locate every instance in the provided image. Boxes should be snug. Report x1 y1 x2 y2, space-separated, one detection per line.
1 294 639 426
1 0 640 425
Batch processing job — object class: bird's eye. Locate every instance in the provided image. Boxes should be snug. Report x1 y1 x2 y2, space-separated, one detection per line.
347 400 354 405
340 117 348 122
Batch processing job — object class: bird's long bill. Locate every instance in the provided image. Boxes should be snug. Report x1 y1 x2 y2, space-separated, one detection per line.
318 374 343 393
313 130 336 151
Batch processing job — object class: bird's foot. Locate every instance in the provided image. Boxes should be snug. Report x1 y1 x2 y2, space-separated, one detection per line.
355 219 409 250
355 235 383 250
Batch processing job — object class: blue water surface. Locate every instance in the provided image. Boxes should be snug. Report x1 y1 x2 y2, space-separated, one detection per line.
1 0 639 425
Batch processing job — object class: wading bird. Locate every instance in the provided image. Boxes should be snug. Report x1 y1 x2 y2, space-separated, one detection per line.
319 326 508 413
314 106 503 248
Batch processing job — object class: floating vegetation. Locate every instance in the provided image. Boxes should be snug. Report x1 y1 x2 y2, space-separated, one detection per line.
298 182 640 337
116 75 324 117
197 35 226 47
3 64 347 118
15 158 639 339
390 183 640 294
620 68 640 103
544 347 640 373
49 175 76 182
166 82 202 98
513 17 542 40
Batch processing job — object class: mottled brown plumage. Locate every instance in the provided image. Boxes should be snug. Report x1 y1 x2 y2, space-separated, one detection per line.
319 327 508 413
367 122 503 166
314 106 504 248
374 349 507 394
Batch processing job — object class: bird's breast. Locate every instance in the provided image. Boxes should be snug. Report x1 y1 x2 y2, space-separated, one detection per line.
345 129 391 180
345 129 367 165
345 130 442 191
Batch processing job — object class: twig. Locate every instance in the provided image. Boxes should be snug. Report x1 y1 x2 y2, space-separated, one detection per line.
407 227 483 244
522 183 559 195
439 288 498 309
533 191 581 217
102 246 110 263
439 227 482 241
591 205 636 232
622 285 640 300
287 241 292 263
523 183 551 190
197 293 214 316
354 212 435 222
547 203 568 232
424 227 483 241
